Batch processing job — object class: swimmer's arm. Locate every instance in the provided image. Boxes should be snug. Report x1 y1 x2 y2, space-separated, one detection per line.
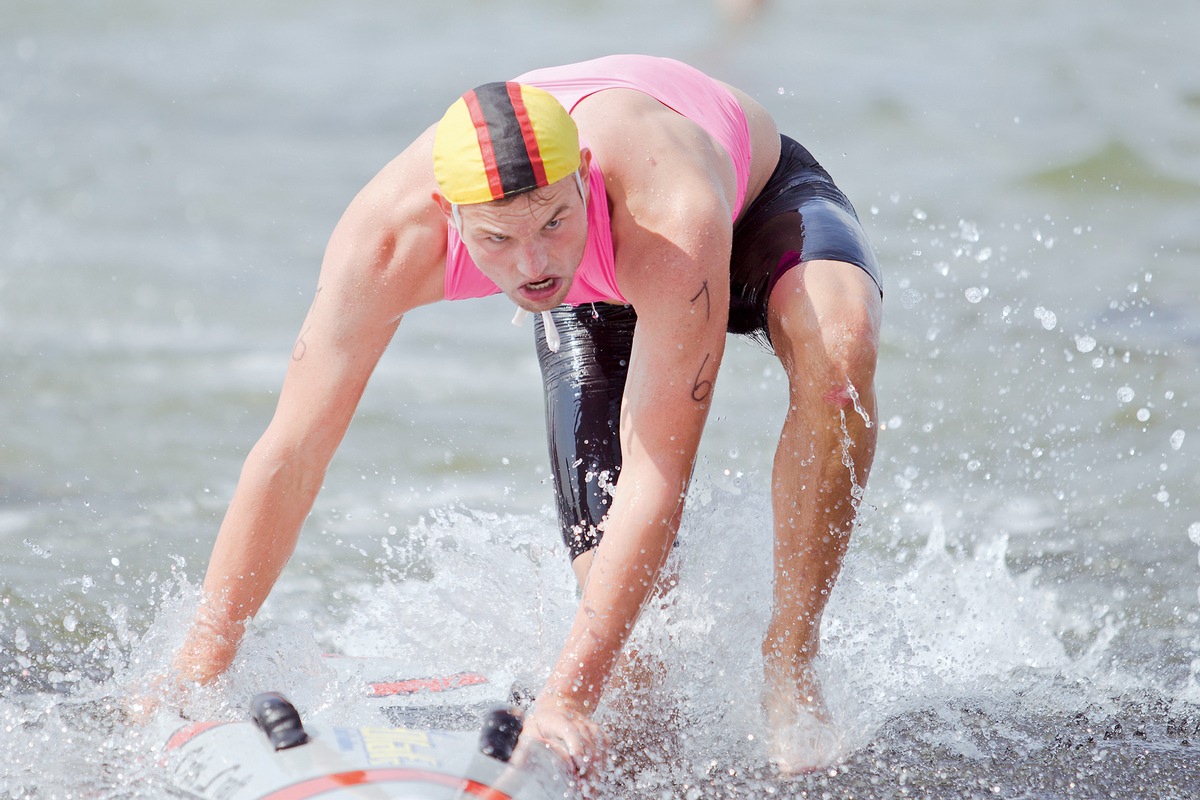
174 161 446 684
536 184 731 718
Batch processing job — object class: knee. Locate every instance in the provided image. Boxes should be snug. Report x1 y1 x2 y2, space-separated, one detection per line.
821 310 879 404
768 262 883 376
777 306 879 409
769 264 881 408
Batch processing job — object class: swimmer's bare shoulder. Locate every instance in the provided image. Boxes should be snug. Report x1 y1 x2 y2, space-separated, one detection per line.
719 82 781 205
570 83 780 223
571 90 734 226
323 124 448 315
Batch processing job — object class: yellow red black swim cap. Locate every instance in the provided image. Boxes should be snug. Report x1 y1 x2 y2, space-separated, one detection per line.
434 82 580 205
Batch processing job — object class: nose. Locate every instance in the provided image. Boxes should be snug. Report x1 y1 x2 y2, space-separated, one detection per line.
515 240 549 280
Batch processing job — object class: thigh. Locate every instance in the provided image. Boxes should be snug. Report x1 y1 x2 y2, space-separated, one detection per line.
535 303 637 561
754 200 882 397
767 258 882 387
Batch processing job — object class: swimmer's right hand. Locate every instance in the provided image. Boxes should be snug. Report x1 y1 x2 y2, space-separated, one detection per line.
171 624 240 686
123 620 241 725
122 670 179 725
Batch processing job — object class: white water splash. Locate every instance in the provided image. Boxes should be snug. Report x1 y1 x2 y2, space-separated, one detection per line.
0 478 1145 799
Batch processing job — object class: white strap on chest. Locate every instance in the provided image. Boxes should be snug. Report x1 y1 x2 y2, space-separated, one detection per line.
512 308 561 353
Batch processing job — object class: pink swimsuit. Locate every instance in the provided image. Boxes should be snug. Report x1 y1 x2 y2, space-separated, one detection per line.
443 55 754 305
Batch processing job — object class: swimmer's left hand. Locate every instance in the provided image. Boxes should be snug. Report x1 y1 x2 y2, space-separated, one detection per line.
520 695 607 777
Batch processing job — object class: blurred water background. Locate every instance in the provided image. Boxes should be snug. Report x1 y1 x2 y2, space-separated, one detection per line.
3 0 1200 797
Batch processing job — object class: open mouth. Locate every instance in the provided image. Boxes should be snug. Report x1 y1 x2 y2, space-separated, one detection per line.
521 277 560 301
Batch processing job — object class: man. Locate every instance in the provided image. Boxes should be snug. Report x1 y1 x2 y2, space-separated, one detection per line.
171 54 882 773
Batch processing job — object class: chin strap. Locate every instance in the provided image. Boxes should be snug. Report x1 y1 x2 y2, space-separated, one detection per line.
512 308 560 353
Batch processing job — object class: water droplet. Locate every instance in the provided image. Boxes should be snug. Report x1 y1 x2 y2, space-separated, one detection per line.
1034 306 1057 330
1171 430 1186 451
1117 387 1135 403
111 557 120 567
63 613 77 633
1190 522 1200 547
1075 335 1096 353
1137 408 1150 422
964 287 985 304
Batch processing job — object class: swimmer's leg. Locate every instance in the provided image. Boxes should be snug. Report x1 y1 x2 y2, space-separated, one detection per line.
763 258 882 771
535 304 636 585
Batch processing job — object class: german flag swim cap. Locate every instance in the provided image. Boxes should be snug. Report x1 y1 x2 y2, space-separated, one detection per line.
434 82 581 206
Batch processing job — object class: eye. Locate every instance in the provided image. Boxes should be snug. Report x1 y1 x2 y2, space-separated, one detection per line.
544 218 563 231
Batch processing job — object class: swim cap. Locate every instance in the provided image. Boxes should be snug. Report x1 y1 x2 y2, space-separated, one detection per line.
434 81 580 206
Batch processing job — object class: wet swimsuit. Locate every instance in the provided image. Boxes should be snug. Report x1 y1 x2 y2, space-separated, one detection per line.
440 56 883 560
727 135 883 342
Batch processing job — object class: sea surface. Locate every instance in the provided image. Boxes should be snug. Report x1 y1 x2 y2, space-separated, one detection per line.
3 0 1200 797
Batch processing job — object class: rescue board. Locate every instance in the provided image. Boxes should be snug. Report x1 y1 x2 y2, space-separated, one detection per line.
157 656 579 800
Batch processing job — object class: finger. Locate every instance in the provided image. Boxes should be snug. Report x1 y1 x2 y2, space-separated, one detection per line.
531 725 588 775
508 738 531 769
541 736 574 765
563 734 588 775
575 718 603 755
567 725 605 776
594 719 611 752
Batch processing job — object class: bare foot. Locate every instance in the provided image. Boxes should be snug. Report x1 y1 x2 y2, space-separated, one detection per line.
762 657 843 773
766 706 842 773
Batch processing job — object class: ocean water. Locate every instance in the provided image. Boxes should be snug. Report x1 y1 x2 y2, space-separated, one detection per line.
3 0 1200 797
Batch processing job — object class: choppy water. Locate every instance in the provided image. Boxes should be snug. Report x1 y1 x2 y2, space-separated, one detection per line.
3 0 1200 797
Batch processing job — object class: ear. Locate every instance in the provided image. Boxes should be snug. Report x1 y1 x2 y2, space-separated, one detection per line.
431 191 454 221
578 147 593 183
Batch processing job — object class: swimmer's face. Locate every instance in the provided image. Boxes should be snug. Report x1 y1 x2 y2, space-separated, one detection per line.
435 150 591 313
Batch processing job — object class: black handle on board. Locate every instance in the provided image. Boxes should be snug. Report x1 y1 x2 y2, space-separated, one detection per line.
478 706 523 763
250 691 311 751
